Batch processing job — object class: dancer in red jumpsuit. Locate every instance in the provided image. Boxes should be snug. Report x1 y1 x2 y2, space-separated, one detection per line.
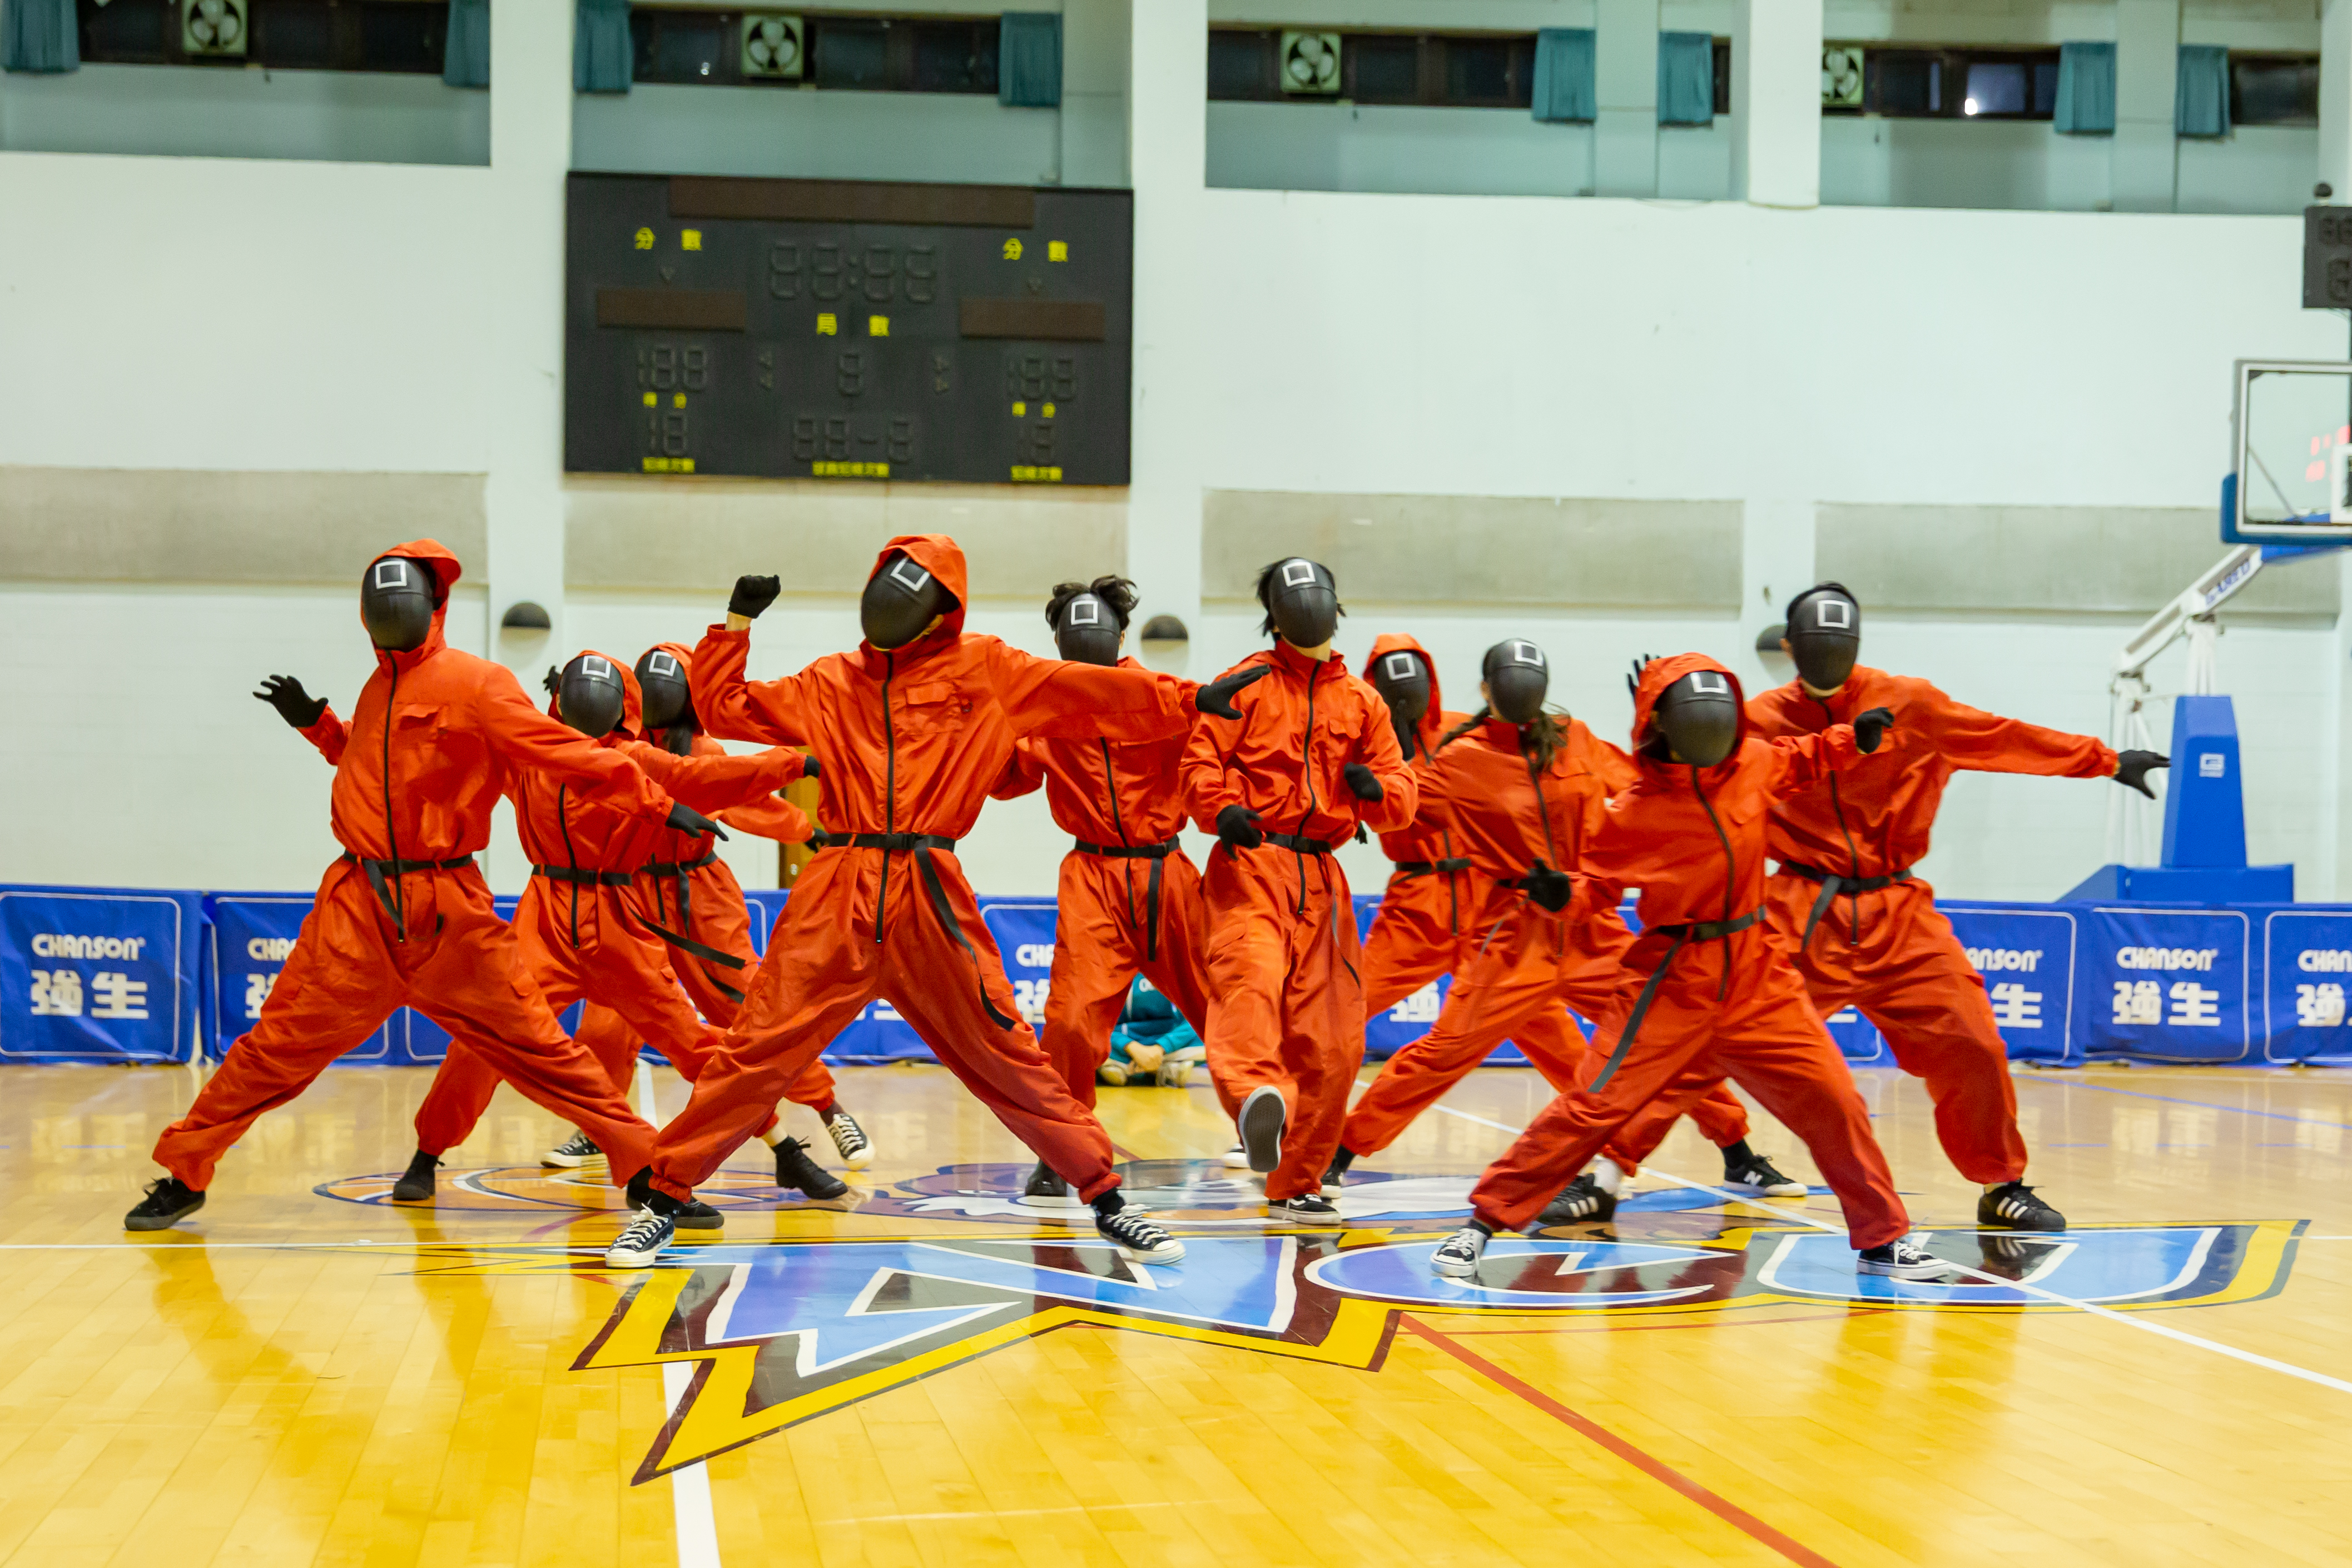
127 542 684 1230
1332 640 1778 1215
1179 559 1416 1221
395 650 846 1219
993 577 1215 1204
563 642 874 1184
1432 653 1945 1281
602 535 1267 1269
1749 583 2169 1230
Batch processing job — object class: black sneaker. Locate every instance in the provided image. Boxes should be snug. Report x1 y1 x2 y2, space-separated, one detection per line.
1723 1153 1808 1197
1431 1225 1488 1278
1095 1204 1185 1264
1021 1160 1083 1207
1238 1086 1286 1175
775 1137 850 1200
1321 1146 1356 1194
391 1150 439 1202
823 1106 875 1170
125 1176 205 1232
542 1129 602 1169
1268 1193 1342 1224
674 1198 725 1232
1978 1181 2065 1232
1857 1238 1948 1279
1535 1174 1616 1227
606 1208 675 1268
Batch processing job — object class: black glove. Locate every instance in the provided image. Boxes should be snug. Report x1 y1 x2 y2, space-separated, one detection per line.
1852 707 1896 755
805 826 832 850
1215 804 1264 852
1524 861 1574 914
728 574 782 621
542 666 560 697
254 674 328 731
2114 750 2170 799
664 801 730 841
801 754 822 780
1342 762 1383 802
1195 663 1271 721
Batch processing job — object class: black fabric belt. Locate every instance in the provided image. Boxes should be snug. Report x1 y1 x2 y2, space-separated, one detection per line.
341 852 475 927
838 832 959 854
530 864 633 887
1395 857 1472 876
617 848 747 980
1074 835 1182 961
640 849 722 879
1589 906 1765 1093
1777 860 1916 944
1264 832 1337 855
1074 836 1179 860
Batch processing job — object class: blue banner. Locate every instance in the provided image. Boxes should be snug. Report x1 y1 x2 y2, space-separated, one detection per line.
1943 904 2080 1065
205 892 399 1063
0 885 202 1062
2257 909 2352 1064
2078 906 2251 1063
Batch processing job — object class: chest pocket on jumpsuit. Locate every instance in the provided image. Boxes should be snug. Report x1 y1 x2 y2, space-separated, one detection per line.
388 703 464 851
895 680 975 740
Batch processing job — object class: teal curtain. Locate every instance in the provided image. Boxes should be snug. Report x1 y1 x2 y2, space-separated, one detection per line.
2 0 79 73
1656 31 1713 125
2175 44 2229 137
999 12 1060 107
1531 28 1595 123
444 0 489 88
2053 41 2114 134
575 0 631 93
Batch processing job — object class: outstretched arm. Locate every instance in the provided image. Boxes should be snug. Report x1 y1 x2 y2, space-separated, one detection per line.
1347 694 1418 834
623 741 806 816
1920 686 2120 780
1761 722 1873 802
473 666 673 822
988 641 1193 743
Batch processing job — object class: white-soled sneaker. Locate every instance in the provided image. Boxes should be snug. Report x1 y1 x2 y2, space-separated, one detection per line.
1724 1154 1808 1198
1268 1193 1341 1224
1096 1205 1185 1265
1856 1238 1948 1279
1238 1086 1286 1175
1431 1226 1488 1278
542 1130 602 1169
605 1208 676 1269
824 1107 875 1170
1221 1143 1250 1168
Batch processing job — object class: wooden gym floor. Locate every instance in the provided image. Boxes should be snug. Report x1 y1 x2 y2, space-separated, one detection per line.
1 1057 2347 1567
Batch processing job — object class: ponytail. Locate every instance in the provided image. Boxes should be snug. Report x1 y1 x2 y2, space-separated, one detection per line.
1441 705 1571 768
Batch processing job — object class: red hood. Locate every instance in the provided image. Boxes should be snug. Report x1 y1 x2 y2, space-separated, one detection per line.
1630 652 1748 768
867 533 971 644
368 537 464 676
1361 633 1445 752
547 646 643 746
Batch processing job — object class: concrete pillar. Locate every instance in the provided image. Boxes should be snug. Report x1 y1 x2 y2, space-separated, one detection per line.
484 0 571 685
1730 0 1820 209
1594 0 1659 197
2321 0 2352 203
1061 0 1130 188
1741 499 1816 685
1123 0 1204 660
2113 0 2179 212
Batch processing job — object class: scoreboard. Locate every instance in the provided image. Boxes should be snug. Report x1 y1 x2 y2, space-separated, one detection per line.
563 173 1132 485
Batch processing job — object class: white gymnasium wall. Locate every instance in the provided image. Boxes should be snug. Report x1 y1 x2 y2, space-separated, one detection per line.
4 17 2351 899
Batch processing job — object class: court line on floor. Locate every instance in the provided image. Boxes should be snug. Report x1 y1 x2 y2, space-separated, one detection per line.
2031 1079 2349 1127
663 1362 723 1568
1428 1102 2352 1400
1402 1318 1843 1568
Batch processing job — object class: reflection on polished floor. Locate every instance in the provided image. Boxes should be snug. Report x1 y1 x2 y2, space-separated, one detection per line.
5 1059 2349 1567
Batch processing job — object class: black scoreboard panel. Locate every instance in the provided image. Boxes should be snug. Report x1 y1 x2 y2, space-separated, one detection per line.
564 173 1132 485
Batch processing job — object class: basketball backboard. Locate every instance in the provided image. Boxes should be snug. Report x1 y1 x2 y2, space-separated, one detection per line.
2225 359 2352 543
